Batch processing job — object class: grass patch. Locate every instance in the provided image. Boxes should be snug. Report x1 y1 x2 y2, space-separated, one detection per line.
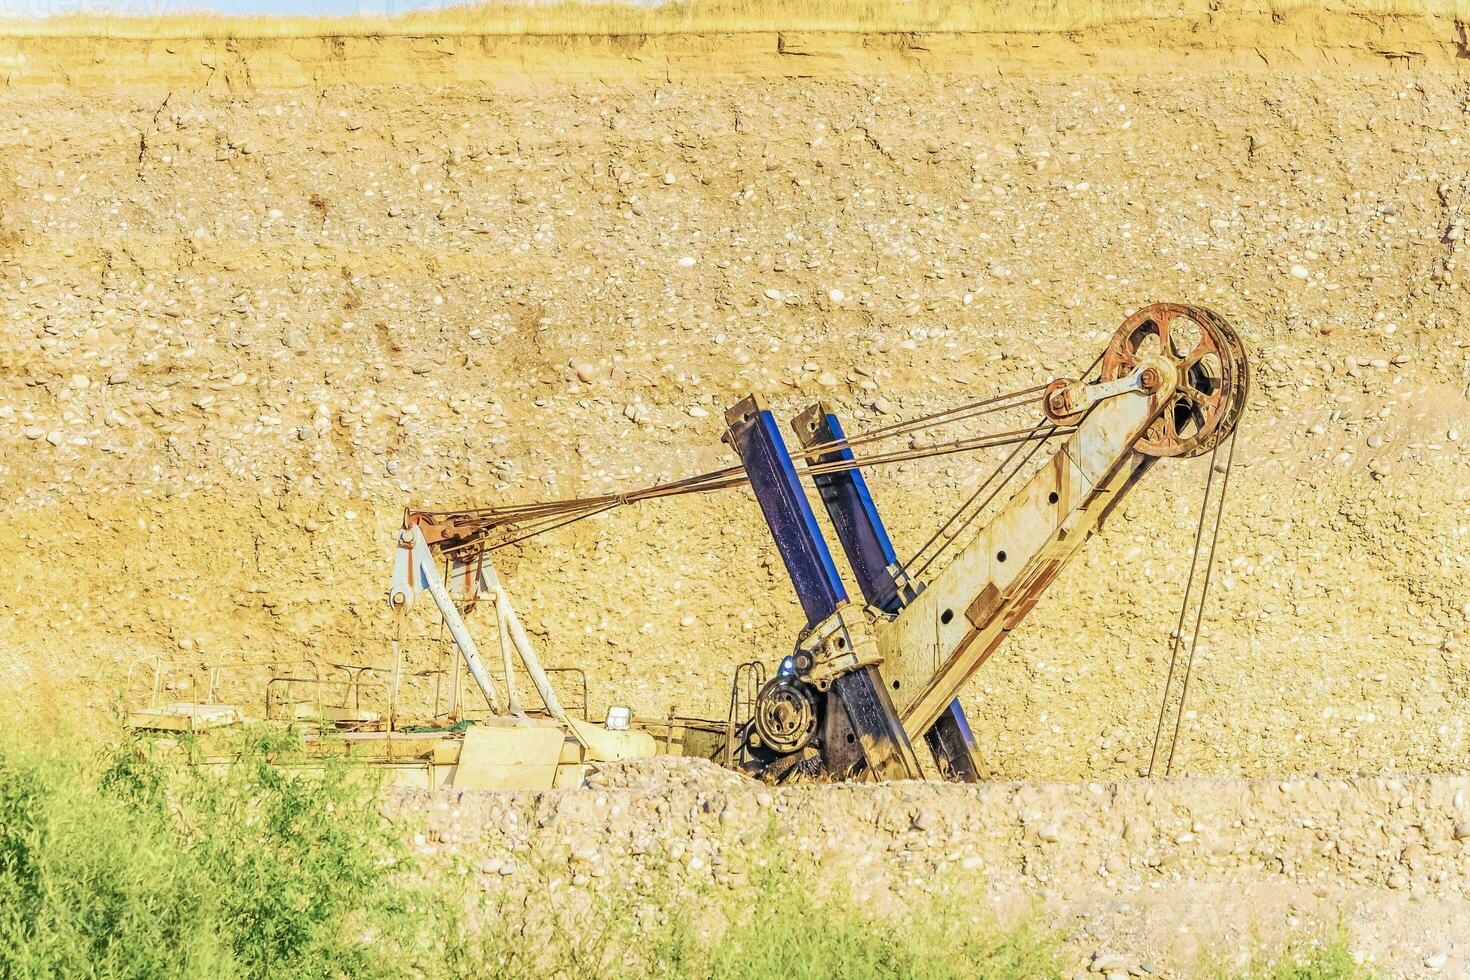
0 0 1465 40
1211 928 1378 980
0 728 441 980
459 822 1066 979
696 861 1062 980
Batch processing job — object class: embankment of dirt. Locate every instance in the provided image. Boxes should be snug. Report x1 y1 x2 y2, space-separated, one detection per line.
391 760 1470 975
0 9 1465 89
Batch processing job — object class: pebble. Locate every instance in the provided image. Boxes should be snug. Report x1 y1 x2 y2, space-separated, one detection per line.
828 288 845 302
22 426 43 440
575 363 597 383
1290 264 1310 279
677 255 697 267
1426 952 1448 970
1092 953 1133 973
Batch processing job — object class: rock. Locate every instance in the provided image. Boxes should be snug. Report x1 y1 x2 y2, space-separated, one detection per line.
1290 264 1310 279
828 287 845 302
1425 952 1448 970
1092 953 1134 974
575 362 597 382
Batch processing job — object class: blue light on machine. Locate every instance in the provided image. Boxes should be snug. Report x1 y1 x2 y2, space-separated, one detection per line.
778 655 796 677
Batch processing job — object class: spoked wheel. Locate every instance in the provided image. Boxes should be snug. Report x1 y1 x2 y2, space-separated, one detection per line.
1100 303 1249 458
750 675 819 756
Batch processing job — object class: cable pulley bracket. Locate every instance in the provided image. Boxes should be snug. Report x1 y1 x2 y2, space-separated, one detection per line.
1042 365 1160 425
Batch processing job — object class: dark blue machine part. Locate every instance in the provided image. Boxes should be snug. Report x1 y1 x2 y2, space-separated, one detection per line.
723 396 847 627
794 401 982 783
792 405 906 614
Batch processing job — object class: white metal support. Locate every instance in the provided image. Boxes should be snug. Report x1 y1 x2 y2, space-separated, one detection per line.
391 525 502 713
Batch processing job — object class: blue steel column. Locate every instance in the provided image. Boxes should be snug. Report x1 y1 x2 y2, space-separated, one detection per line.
791 403 914 614
723 395 847 626
793 400 983 783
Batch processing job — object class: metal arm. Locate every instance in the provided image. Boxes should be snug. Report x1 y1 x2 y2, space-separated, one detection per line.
389 525 569 723
390 526 503 713
875 355 1178 739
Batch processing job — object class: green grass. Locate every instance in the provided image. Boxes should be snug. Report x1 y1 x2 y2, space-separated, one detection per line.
610 852 1063 980
0 727 1376 980
0 728 442 980
1219 929 1378 980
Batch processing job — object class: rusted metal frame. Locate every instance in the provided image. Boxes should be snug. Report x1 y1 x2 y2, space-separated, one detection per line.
726 661 767 767
875 365 1174 740
263 669 448 723
544 668 589 720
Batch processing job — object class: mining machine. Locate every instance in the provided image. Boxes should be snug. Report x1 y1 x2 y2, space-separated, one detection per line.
390 303 1248 784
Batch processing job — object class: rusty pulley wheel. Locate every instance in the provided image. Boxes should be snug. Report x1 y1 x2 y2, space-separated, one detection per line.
1100 303 1249 458
751 676 818 755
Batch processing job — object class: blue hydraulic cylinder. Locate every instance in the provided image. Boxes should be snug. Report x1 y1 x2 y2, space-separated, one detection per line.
791 403 916 615
723 395 848 627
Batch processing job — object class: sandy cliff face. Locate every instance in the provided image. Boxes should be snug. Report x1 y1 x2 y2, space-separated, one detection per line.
1 13 1467 779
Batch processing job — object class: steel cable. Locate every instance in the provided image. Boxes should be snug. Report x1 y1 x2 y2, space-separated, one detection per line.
425 377 1073 554
1147 426 1238 777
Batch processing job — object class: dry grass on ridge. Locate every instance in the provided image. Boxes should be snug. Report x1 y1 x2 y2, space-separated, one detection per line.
0 0 1465 40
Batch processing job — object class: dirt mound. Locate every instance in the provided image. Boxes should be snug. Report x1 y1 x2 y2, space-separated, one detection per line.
390 771 1470 974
